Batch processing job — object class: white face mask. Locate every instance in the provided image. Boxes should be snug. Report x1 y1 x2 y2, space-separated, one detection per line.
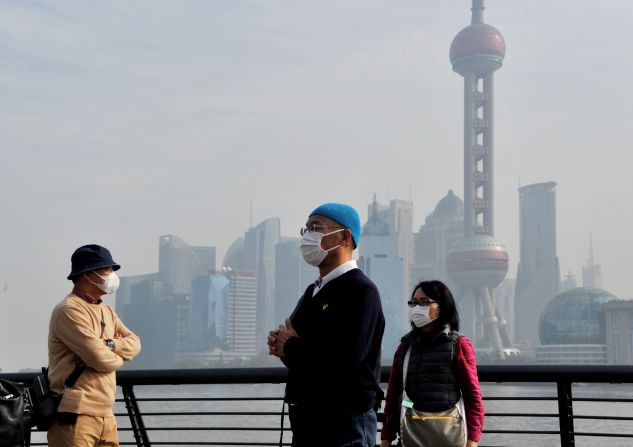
410 305 437 328
300 229 344 266
88 271 120 294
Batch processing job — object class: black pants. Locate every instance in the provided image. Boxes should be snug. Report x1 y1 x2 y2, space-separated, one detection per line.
288 404 377 447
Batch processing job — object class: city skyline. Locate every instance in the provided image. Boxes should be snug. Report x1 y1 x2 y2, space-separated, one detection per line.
2 0 633 372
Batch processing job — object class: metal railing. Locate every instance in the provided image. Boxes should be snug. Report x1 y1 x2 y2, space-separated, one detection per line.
3 365 633 446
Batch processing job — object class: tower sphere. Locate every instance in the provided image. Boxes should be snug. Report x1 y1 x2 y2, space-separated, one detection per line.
450 24 506 75
447 234 509 289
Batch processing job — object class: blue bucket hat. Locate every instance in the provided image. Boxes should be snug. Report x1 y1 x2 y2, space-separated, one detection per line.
309 202 361 249
67 244 121 280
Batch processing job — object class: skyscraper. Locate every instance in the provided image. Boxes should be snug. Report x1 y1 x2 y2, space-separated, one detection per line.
223 217 280 353
358 197 404 358
117 235 216 368
364 196 413 332
274 237 317 325
176 269 258 366
514 182 560 351
159 234 216 294
447 0 515 360
189 273 230 351
224 270 258 356
372 198 414 292
411 190 464 288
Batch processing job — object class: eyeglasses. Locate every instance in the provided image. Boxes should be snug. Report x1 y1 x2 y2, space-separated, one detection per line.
407 299 437 307
300 224 342 236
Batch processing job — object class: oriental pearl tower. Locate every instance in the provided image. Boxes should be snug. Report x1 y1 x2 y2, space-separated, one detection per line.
447 0 518 360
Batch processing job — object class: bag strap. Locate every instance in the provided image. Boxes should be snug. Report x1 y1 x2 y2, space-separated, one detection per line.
400 345 411 425
42 365 86 389
64 365 86 388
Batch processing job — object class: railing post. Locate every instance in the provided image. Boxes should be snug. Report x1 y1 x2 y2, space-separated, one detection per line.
122 384 151 447
557 381 574 447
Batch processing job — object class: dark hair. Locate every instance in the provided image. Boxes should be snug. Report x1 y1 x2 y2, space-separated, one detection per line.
411 280 460 331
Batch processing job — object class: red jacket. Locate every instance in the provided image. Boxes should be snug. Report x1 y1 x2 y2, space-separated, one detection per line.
381 334 484 443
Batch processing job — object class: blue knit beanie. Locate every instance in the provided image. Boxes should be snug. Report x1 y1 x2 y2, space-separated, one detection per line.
309 202 361 249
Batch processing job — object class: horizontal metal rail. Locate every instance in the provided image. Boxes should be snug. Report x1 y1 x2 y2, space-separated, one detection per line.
3 365 633 446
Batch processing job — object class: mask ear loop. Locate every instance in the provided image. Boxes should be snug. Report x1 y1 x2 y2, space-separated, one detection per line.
322 228 345 253
86 271 105 288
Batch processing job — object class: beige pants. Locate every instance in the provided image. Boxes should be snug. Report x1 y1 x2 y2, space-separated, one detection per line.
48 414 119 447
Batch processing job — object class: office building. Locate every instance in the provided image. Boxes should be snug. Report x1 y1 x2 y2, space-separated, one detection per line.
359 200 404 358
514 182 560 350
411 190 464 288
274 237 317 325
605 299 633 364
224 218 280 352
159 234 215 294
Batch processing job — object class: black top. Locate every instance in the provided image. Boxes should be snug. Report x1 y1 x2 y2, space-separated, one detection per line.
400 326 462 412
283 268 385 415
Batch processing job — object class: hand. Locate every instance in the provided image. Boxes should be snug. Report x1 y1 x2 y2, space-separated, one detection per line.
282 318 298 338
269 319 298 358
380 440 392 447
267 328 280 356
466 440 478 447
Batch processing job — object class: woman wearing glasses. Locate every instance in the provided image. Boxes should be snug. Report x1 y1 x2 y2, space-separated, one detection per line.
380 280 484 447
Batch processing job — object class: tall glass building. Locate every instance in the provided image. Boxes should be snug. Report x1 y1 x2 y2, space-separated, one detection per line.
274 237 317 325
515 182 561 352
116 235 216 368
189 274 230 351
159 234 216 294
359 199 404 359
224 218 280 353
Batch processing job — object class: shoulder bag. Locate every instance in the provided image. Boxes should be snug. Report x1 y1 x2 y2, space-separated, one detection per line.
0 378 31 446
399 346 467 447
29 365 85 431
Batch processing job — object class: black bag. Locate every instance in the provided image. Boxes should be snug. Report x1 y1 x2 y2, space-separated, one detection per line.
0 378 31 447
28 369 61 431
29 366 85 431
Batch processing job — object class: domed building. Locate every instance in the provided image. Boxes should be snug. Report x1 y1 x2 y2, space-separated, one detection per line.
411 190 464 287
536 287 619 364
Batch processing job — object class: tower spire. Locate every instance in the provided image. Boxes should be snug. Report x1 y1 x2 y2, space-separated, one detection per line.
472 0 485 24
588 234 594 264
372 193 378 219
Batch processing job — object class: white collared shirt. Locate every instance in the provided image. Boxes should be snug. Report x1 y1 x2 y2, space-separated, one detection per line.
312 259 358 297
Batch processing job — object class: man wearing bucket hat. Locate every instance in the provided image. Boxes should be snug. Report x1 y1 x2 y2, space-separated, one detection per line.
268 203 385 447
47 244 141 447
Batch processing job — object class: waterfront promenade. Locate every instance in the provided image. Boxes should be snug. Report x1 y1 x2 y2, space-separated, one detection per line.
3 365 633 446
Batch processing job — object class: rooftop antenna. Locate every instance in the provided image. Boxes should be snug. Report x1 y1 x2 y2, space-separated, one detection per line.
588 234 595 265
372 193 378 219
250 199 253 230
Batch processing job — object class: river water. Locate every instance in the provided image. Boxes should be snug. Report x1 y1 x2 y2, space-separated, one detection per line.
28 382 633 446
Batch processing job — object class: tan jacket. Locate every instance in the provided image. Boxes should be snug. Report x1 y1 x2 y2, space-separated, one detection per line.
48 294 141 416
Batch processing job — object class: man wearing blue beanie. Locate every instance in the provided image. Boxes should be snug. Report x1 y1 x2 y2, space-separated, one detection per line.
268 202 385 447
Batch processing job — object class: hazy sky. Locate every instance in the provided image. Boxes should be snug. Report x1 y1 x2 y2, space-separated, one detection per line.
1 0 632 372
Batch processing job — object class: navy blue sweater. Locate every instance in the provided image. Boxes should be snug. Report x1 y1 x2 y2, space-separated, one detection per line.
283 268 385 415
